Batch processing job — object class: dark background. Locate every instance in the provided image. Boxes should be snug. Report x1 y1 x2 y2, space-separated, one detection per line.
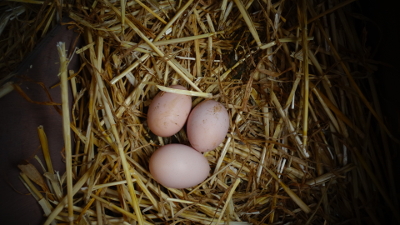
359 1 400 165
359 0 400 134
358 0 400 223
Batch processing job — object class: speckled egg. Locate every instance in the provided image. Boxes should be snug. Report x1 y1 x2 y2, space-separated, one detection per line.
186 100 229 152
147 85 192 137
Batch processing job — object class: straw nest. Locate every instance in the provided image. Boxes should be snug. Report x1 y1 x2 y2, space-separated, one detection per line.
1 0 399 224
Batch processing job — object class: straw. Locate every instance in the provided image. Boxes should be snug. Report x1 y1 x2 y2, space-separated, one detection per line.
0 81 14 98
216 178 241 224
57 42 74 224
37 125 63 200
37 126 53 172
232 0 261 46
19 173 57 225
301 0 310 150
135 0 167 24
104 0 202 93
156 85 212 98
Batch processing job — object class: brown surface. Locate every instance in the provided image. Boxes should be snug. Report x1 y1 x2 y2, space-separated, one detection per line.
0 21 81 224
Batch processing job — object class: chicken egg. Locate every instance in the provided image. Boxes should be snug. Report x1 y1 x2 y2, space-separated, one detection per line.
187 100 229 152
149 144 210 189
147 85 192 137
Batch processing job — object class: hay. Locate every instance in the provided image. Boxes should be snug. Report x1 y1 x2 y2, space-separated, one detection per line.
2 0 399 224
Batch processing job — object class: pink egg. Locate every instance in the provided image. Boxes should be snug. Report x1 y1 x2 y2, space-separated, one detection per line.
149 144 210 189
147 85 192 137
187 100 229 152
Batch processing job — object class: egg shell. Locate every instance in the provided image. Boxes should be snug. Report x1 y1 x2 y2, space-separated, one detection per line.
187 100 229 152
149 144 210 189
147 85 192 137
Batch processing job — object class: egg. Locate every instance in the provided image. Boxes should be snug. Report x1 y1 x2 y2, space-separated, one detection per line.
149 144 210 188
187 100 229 152
147 85 192 137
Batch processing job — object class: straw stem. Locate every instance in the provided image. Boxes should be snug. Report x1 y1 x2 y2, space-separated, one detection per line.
301 0 310 150
57 42 74 224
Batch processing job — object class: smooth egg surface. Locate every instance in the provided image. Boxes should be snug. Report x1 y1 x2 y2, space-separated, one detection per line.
149 144 210 189
187 100 229 152
147 85 192 137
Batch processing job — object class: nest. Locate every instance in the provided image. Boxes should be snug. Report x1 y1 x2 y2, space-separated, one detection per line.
1 0 399 224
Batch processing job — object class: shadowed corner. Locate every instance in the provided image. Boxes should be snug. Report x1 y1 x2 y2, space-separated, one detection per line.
0 13 83 224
